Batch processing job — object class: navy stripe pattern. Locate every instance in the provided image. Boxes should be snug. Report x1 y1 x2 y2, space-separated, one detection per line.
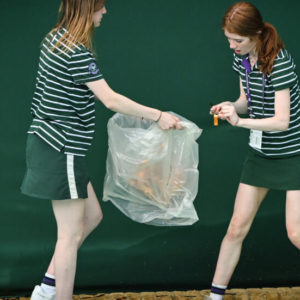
42 276 55 287
28 28 103 156
233 49 300 157
211 285 226 295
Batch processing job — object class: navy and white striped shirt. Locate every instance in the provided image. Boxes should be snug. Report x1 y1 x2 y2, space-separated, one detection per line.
233 49 300 157
28 27 103 156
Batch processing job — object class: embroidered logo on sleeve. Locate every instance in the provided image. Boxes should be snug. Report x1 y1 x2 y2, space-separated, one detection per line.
88 62 100 75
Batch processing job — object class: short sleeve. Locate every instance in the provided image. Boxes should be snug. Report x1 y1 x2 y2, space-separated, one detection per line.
68 47 103 84
271 50 297 91
232 53 240 74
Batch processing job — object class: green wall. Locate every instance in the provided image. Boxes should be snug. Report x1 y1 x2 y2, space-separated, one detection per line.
0 0 299 296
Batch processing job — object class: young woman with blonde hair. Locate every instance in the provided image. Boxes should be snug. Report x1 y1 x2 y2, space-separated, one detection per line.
208 2 300 299
21 1 182 299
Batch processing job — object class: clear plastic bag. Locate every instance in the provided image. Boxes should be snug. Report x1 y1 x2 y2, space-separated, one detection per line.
103 112 202 226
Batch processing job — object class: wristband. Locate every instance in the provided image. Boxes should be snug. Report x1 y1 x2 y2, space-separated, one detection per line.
155 111 162 122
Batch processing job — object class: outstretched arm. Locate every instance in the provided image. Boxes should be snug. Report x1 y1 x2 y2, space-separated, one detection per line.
86 79 183 130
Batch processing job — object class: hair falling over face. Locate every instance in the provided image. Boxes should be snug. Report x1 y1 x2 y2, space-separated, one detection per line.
222 1 284 74
49 0 107 52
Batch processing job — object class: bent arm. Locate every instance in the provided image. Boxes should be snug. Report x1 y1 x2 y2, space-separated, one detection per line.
237 88 290 131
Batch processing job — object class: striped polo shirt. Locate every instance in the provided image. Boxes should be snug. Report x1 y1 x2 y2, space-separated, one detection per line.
28 27 103 156
233 49 300 157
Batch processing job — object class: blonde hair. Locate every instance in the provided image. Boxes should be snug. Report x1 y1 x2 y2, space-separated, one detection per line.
47 0 106 52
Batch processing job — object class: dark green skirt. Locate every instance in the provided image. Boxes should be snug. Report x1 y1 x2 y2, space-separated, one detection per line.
21 134 89 200
240 149 300 190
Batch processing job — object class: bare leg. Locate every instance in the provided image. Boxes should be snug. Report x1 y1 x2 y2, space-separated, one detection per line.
286 190 300 249
51 198 85 300
46 182 102 276
212 183 269 285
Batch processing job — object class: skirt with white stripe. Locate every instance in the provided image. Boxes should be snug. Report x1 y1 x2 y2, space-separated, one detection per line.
21 133 89 200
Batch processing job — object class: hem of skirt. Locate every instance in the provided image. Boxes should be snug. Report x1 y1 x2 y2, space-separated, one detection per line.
239 180 300 191
20 188 87 200
21 188 52 200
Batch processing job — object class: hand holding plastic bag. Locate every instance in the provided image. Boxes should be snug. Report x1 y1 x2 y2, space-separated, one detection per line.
103 112 202 226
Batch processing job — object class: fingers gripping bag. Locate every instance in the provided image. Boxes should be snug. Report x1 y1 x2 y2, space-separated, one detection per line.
103 112 202 226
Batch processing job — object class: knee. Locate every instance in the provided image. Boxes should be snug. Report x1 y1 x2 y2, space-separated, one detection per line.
87 209 103 232
225 218 249 242
287 228 300 249
94 210 103 228
58 227 85 248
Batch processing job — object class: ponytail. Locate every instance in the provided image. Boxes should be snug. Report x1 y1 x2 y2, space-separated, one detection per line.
257 23 284 74
222 2 285 75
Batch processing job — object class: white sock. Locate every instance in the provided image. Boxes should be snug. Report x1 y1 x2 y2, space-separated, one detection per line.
41 273 56 294
209 293 223 300
209 283 227 300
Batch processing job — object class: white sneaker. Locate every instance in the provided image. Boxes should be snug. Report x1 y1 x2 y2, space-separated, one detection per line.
30 285 56 300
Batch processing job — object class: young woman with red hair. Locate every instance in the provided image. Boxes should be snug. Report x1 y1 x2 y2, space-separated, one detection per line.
208 2 300 299
21 1 182 299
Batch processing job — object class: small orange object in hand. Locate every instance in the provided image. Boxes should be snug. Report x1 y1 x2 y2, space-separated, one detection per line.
209 102 219 127
214 114 218 126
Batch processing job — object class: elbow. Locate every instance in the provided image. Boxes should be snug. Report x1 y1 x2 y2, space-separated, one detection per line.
280 123 289 131
104 100 115 111
278 119 290 131
102 93 118 111
272 114 289 131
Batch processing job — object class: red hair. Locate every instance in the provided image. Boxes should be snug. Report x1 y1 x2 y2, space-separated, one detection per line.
222 1 284 74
